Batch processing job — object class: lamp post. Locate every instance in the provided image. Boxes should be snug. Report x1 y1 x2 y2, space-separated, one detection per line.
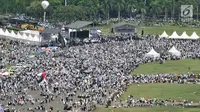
197 4 199 21
65 0 67 6
41 0 49 24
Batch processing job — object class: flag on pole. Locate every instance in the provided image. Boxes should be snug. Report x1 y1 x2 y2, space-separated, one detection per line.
37 72 47 83
37 72 52 93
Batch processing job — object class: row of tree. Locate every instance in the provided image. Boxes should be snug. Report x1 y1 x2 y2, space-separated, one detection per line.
0 0 199 22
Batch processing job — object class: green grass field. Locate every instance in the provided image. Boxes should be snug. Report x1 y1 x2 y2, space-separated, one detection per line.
95 107 200 112
96 83 200 112
120 83 200 101
98 25 200 35
137 26 200 35
96 59 200 112
133 59 200 75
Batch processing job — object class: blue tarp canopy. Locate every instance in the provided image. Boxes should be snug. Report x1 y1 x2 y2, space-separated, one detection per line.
48 46 57 50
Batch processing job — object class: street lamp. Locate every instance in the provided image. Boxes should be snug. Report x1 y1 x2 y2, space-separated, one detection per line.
65 0 67 6
41 0 50 24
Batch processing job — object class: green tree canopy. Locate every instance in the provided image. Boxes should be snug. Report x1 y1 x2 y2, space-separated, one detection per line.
0 0 199 22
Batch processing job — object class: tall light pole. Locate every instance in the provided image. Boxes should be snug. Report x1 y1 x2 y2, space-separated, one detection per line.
65 0 67 6
197 4 199 21
41 0 49 24
144 0 147 5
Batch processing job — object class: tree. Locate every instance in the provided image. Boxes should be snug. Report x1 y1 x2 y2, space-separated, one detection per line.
26 1 44 18
78 0 99 19
115 0 125 20
127 2 136 18
52 5 87 22
159 0 170 20
102 0 113 20
136 0 146 20
149 0 162 19
0 0 199 21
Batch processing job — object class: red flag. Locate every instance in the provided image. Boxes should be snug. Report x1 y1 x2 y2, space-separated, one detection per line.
41 72 47 80
37 72 47 81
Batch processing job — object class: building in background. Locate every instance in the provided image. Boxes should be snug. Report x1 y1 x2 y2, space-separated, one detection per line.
113 22 137 34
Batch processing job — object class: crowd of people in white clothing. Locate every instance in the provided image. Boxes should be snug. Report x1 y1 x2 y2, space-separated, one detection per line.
0 34 200 112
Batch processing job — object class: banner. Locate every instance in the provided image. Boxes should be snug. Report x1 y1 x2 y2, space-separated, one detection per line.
181 5 193 18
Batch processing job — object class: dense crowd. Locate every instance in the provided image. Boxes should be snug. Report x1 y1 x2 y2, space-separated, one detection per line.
0 34 200 112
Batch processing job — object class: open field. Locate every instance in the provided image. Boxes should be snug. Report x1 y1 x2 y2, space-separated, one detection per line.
120 83 200 101
98 25 200 35
137 26 200 35
96 59 200 112
96 83 200 112
132 59 200 75
95 107 200 112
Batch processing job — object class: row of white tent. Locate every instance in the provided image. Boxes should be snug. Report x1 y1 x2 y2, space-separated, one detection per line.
159 31 200 39
0 28 41 42
145 46 181 58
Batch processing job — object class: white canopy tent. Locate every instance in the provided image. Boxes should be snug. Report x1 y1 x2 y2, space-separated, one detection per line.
0 28 41 45
168 46 181 57
180 31 189 39
145 48 160 58
16 32 22 39
159 31 169 38
169 31 180 39
190 32 200 40
33 35 40 42
27 34 33 41
10 30 17 38
4 29 10 36
20 30 40 36
0 28 4 36
21 33 28 40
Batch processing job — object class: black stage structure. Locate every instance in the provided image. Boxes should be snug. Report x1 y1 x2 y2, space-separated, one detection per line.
113 22 137 34
64 21 93 45
40 28 61 46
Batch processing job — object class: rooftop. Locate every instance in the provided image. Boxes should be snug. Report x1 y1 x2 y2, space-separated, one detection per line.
65 21 93 29
114 22 135 28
